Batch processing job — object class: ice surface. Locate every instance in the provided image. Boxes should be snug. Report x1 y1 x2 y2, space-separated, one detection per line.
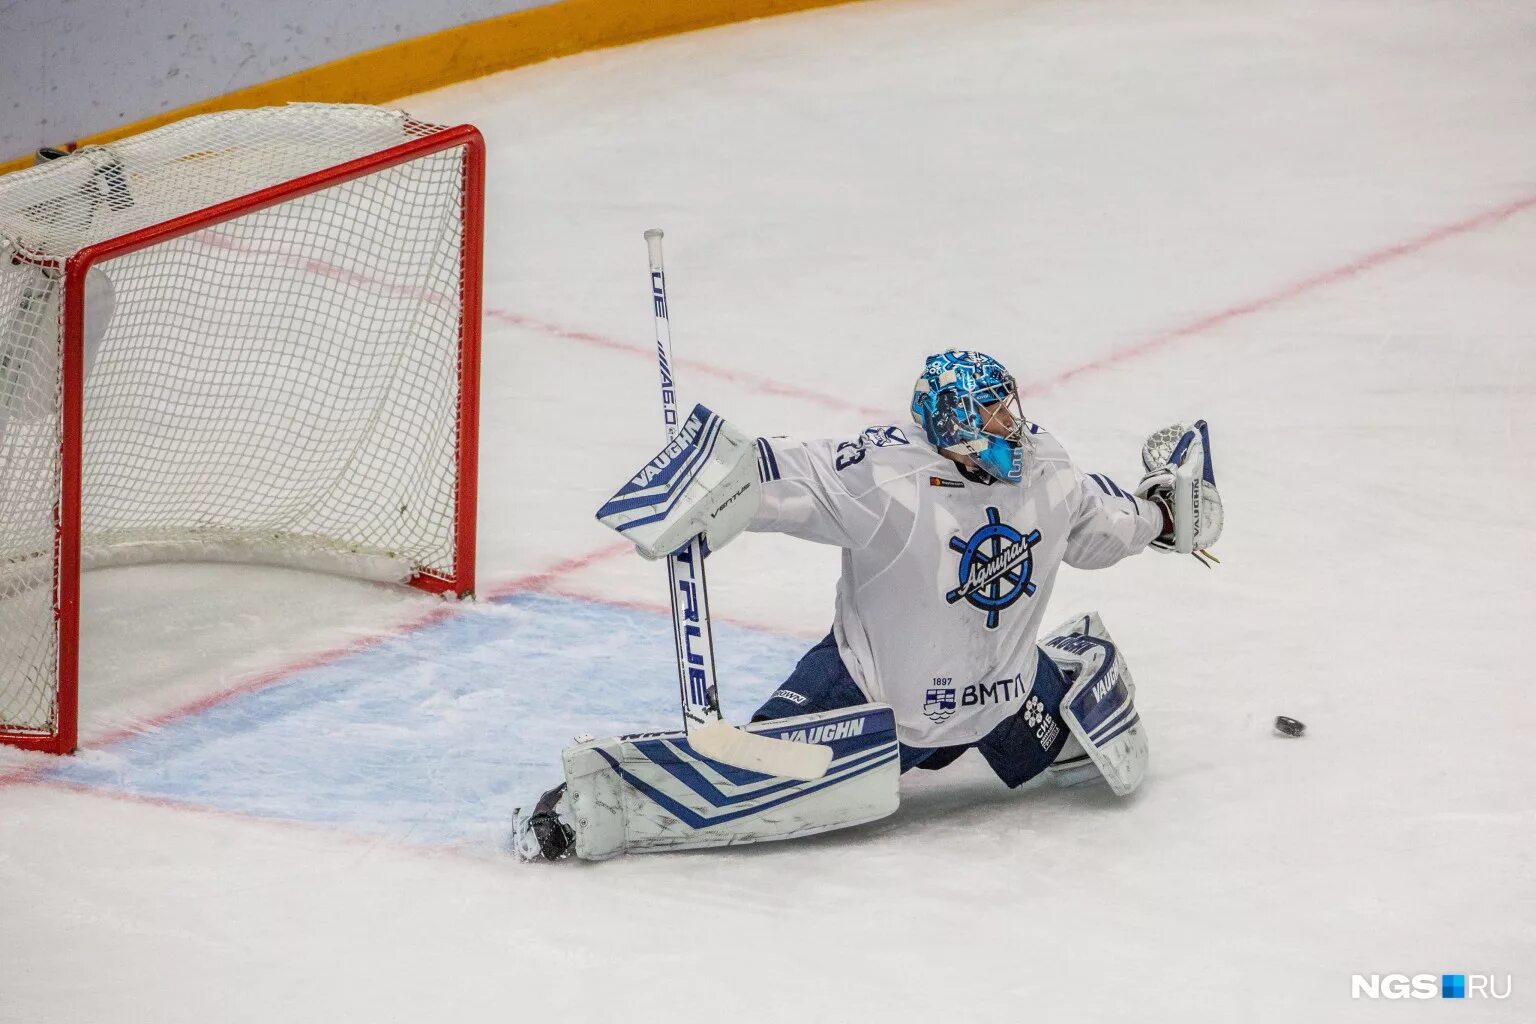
3 0 1534 1020
40 593 806 847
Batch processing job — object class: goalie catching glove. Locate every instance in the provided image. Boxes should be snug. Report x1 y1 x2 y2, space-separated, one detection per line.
1136 419 1223 564
597 403 762 559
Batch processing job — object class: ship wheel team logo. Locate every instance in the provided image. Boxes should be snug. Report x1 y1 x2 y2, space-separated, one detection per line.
946 507 1041 629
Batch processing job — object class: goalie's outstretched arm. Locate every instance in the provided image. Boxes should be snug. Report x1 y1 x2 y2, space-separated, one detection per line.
1063 466 1166 570
595 415 891 559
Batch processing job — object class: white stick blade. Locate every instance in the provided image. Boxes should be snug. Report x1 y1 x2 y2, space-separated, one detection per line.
688 720 833 781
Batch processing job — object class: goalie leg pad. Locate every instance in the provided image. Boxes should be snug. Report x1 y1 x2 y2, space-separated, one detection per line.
1039 613 1149 797
557 704 899 860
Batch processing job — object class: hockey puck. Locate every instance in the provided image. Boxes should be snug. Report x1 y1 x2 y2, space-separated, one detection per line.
1273 716 1306 737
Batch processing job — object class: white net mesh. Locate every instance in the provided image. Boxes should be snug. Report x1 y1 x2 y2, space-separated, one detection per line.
0 104 476 743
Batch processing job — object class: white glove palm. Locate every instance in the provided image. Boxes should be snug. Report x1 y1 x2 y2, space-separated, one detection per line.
1135 420 1223 565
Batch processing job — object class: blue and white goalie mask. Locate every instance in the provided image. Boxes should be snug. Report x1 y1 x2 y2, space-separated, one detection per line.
910 349 1030 483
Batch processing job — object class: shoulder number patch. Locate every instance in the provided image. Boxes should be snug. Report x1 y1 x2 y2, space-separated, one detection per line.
835 425 910 471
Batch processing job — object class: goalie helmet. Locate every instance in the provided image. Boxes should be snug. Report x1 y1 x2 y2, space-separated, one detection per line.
910 349 1029 483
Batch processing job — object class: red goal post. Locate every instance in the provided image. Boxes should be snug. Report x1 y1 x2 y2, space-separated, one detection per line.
0 105 483 754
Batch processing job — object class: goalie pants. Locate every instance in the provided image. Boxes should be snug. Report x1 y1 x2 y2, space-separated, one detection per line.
752 632 1069 788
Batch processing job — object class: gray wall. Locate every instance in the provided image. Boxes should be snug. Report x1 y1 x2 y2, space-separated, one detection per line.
0 0 555 158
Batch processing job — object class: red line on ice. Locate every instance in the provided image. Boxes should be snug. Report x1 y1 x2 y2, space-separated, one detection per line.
484 308 889 419
13 777 491 861
86 606 465 750
481 540 633 599
488 191 1536 406
1020 190 1536 396
6 188 1531 780
0 546 631 784
532 582 825 641
79 544 638 747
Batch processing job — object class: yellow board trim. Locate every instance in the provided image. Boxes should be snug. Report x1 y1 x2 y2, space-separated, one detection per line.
3 0 864 176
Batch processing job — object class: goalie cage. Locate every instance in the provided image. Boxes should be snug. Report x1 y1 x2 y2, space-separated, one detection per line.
0 104 484 754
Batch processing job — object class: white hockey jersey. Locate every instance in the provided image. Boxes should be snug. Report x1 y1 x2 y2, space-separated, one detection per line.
748 422 1162 748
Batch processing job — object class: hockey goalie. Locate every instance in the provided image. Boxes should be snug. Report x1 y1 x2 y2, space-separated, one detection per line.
514 348 1222 861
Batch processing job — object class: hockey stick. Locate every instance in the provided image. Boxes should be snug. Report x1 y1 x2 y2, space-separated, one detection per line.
644 229 831 782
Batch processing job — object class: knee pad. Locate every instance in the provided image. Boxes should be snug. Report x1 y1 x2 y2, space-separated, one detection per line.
1039 613 1149 797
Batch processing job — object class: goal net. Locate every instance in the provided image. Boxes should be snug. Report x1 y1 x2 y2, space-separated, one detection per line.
0 104 483 753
